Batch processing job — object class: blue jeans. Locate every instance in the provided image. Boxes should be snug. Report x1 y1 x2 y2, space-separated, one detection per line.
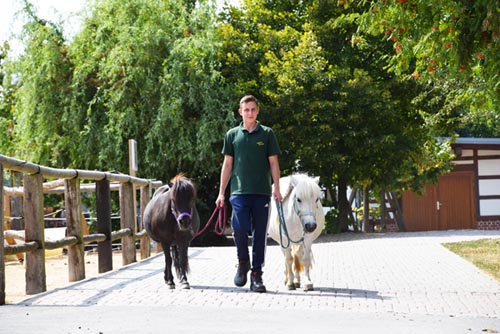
229 194 270 272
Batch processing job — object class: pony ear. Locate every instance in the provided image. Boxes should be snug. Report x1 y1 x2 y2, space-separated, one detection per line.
314 176 320 184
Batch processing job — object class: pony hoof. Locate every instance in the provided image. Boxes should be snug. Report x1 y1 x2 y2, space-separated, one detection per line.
294 282 301 289
287 284 296 291
180 282 190 289
165 281 176 289
304 284 314 291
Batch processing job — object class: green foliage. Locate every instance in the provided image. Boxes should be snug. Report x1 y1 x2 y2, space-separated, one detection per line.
44 194 63 208
2 0 495 236
353 205 379 221
0 42 16 155
358 0 500 123
221 1 455 198
8 1 73 166
2 0 236 224
456 109 500 137
218 0 456 233
66 0 234 183
324 207 341 234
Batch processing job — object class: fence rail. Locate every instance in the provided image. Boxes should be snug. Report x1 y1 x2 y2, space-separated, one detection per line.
1 154 162 305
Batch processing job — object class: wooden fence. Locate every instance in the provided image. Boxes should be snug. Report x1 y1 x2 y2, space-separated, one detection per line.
0 154 163 305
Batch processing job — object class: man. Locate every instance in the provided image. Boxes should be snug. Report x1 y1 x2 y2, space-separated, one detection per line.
215 95 282 293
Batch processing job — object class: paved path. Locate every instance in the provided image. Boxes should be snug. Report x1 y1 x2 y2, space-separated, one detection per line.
1 230 500 333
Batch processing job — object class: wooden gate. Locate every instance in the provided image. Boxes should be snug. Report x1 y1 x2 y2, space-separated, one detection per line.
402 171 475 231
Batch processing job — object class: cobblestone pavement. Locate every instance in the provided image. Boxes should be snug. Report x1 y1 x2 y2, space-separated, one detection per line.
1 230 500 333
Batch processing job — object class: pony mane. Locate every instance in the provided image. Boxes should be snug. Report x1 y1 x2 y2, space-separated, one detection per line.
281 173 320 201
170 173 187 184
170 173 196 198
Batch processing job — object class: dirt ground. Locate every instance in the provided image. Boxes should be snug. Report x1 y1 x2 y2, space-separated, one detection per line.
3 250 149 304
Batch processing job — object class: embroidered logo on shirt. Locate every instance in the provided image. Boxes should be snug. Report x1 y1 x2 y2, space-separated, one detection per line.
256 141 265 146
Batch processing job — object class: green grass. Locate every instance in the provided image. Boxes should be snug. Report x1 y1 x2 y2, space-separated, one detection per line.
443 238 500 281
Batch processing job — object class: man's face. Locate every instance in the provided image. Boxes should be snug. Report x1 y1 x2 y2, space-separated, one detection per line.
239 101 259 122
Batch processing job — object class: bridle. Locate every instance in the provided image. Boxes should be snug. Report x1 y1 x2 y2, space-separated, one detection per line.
172 208 193 223
292 194 317 221
277 194 320 249
170 196 193 228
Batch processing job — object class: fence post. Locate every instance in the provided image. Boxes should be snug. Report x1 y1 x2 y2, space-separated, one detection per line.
96 179 112 273
24 173 46 294
1 163 5 305
120 182 136 265
64 178 85 281
140 185 151 259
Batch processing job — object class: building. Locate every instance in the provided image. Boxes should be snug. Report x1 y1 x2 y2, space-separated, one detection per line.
402 138 500 231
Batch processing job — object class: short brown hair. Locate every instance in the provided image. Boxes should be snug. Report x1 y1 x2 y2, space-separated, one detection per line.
239 95 259 107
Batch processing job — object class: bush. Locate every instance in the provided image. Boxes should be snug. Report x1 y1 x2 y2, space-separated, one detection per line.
324 207 341 234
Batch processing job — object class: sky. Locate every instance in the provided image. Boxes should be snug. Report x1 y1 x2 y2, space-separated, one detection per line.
0 0 239 56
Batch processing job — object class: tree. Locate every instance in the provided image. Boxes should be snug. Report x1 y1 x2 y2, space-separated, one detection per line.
218 0 454 231
0 42 16 156
5 0 235 227
6 1 73 166
4 0 464 234
7 0 233 178
68 0 234 184
358 0 500 129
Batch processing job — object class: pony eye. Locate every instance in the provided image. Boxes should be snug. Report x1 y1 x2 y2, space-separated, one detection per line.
297 198 302 203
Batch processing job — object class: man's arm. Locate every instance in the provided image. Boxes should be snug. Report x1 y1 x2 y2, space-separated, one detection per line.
268 155 282 202
216 155 233 207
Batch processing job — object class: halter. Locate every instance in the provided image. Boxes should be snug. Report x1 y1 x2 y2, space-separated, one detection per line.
171 204 193 224
277 194 320 249
175 211 193 222
292 194 317 220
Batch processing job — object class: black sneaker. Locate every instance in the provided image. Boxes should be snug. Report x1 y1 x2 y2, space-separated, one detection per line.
250 271 266 293
234 259 250 287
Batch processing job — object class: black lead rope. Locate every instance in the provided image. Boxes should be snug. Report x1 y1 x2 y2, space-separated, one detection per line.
275 199 304 249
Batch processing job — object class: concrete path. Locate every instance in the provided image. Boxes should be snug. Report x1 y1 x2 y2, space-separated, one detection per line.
1 230 499 333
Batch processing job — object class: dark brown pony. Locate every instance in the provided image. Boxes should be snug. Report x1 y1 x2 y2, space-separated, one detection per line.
143 174 200 289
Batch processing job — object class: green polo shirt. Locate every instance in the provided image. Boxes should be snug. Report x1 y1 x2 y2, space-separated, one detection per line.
222 122 281 196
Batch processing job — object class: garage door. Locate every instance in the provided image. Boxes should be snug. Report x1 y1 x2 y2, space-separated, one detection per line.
402 171 475 231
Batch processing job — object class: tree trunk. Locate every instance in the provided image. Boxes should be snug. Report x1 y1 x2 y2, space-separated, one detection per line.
380 188 387 231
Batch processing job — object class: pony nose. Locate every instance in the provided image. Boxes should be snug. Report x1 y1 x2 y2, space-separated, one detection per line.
179 216 191 228
304 222 317 233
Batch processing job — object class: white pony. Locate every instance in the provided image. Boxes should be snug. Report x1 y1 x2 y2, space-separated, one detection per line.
268 173 325 291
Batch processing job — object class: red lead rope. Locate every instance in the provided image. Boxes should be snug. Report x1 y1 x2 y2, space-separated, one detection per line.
193 204 227 238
